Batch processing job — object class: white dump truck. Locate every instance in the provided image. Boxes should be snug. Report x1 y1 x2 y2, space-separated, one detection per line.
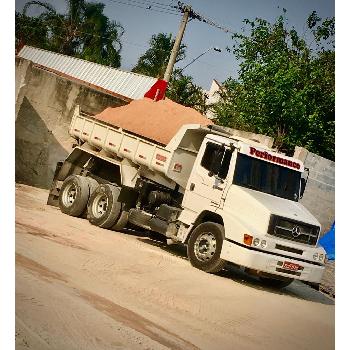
48 102 326 288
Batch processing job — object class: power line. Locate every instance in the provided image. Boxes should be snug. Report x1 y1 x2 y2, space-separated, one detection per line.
172 1 235 34
127 0 178 9
17 23 185 56
107 0 178 12
105 0 180 16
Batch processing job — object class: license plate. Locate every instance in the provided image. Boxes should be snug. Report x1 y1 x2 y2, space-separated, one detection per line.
282 261 300 271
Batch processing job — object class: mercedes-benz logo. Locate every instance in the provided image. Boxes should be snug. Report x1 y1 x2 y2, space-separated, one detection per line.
292 226 301 237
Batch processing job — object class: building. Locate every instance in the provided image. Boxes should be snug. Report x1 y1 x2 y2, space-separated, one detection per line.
17 45 157 101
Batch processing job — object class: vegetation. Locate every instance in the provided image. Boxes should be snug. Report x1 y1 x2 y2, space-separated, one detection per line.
16 0 124 67
132 33 186 78
16 4 335 159
166 69 209 114
133 32 208 113
213 11 335 159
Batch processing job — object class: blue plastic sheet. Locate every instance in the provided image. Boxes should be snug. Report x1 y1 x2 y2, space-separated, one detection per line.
319 222 335 260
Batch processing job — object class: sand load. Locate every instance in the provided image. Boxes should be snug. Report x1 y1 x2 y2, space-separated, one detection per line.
94 97 213 145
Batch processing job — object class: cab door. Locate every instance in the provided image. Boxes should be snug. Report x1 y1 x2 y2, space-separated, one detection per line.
182 140 233 214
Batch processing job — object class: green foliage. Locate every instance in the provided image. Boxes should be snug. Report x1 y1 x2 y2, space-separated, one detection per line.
16 11 50 50
133 32 207 113
16 0 124 68
132 33 186 78
166 69 208 114
213 12 334 160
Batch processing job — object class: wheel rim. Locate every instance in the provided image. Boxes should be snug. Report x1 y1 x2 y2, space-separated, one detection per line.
91 193 108 218
194 232 217 262
62 182 78 207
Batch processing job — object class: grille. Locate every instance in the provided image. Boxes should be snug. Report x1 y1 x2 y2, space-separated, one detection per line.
268 215 320 246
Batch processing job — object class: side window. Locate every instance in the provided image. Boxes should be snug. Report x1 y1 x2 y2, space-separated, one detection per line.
201 142 221 171
200 142 233 179
218 149 232 179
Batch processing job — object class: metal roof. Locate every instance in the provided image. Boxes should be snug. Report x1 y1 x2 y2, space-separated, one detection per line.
17 45 157 100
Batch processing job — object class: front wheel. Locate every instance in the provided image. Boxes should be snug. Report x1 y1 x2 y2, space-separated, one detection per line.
187 222 226 273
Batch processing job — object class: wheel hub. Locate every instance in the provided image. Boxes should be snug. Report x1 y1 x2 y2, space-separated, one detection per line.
92 193 108 218
194 232 217 261
62 183 77 207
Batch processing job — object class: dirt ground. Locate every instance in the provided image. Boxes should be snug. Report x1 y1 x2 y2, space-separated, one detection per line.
15 184 335 350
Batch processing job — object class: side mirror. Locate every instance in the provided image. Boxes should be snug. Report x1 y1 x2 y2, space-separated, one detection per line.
300 167 309 199
300 178 306 199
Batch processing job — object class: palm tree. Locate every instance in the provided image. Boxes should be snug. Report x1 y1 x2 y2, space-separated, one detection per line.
17 0 124 67
132 33 186 78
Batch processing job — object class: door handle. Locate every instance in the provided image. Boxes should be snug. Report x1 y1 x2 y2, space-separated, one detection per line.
190 183 195 191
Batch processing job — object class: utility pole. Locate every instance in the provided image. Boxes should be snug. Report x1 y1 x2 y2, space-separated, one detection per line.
163 4 191 82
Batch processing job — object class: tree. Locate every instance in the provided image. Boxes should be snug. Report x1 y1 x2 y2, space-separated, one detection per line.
132 33 207 113
132 33 186 78
16 0 124 67
166 69 208 114
16 11 49 51
213 11 335 160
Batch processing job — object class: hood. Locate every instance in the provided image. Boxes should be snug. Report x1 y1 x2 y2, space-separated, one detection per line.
225 185 320 228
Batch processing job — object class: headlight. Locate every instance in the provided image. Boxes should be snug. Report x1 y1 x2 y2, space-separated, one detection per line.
319 254 324 262
313 253 319 261
261 240 267 249
253 238 260 247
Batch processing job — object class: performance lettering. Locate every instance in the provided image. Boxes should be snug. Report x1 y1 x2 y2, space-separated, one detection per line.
249 147 301 170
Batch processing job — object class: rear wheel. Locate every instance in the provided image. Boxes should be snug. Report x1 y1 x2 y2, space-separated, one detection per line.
59 175 90 217
111 210 129 231
187 222 226 273
87 184 123 229
85 177 99 195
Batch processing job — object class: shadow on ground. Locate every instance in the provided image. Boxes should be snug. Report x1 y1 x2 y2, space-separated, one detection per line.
112 229 335 306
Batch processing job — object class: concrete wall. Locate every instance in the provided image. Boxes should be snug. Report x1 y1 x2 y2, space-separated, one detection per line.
294 147 335 234
15 57 128 189
293 147 335 296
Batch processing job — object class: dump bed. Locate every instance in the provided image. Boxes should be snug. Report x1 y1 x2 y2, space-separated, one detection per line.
93 97 213 145
69 105 210 188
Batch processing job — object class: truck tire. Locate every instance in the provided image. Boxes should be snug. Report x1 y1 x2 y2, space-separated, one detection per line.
85 177 99 195
187 222 226 273
111 210 129 231
80 177 99 218
259 277 293 289
87 184 122 229
58 175 90 217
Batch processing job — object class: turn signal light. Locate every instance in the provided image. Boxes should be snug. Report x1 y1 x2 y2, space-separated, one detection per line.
244 234 253 246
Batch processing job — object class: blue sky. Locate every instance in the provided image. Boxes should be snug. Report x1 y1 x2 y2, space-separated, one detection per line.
16 0 335 89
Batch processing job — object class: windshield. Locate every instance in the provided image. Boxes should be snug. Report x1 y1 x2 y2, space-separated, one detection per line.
233 153 301 201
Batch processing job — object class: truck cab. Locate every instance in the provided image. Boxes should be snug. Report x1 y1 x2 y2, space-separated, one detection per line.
178 132 325 286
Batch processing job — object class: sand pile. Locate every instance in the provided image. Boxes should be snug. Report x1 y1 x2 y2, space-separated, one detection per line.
94 97 213 145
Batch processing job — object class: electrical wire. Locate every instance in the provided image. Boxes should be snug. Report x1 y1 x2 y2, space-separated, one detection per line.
172 1 235 35
17 23 184 56
105 0 180 16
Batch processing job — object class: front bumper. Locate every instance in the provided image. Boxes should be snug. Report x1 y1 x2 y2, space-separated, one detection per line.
220 240 325 283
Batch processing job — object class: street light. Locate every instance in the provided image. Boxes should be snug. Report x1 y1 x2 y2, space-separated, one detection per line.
178 47 222 73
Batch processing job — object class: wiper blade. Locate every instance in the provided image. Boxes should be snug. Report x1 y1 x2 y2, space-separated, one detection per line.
244 184 259 191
